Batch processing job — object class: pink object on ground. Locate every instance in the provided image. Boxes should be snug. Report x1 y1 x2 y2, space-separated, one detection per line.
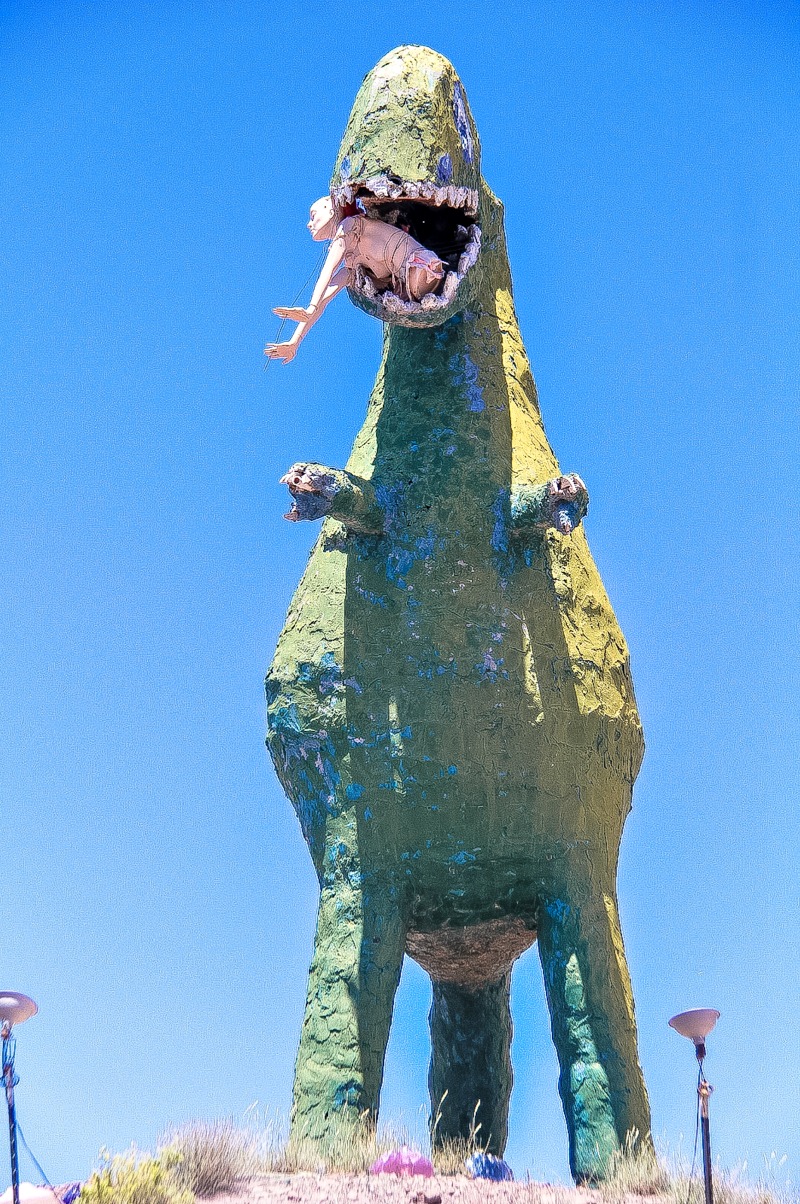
369 1147 434 1177
0 1186 63 1203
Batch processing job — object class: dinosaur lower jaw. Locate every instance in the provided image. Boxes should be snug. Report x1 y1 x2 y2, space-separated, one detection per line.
332 178 481 327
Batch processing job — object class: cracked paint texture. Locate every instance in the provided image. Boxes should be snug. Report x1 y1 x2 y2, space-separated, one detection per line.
265 45 650 1182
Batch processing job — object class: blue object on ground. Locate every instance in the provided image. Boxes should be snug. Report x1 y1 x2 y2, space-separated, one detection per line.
465 1152 514 1181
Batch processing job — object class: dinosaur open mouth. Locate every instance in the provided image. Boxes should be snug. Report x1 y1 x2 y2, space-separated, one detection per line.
332 177 481 319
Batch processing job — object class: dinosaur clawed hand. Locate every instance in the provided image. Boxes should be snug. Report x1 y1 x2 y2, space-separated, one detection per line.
280 462 341 522
547 474 589 534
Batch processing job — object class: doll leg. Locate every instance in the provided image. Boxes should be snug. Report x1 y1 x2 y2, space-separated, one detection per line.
407 258 444 301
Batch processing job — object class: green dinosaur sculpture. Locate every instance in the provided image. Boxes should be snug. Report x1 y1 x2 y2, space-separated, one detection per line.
265 45 651 1182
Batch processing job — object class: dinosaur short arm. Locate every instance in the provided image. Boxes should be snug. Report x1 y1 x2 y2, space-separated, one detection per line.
511 475 589 536
327 471 385 534
281 462 385 534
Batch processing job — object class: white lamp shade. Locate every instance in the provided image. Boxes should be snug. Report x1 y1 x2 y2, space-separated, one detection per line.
0 993 38 1027
669 1008 720 1044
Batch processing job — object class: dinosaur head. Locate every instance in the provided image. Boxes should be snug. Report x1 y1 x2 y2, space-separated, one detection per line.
331 46 484 328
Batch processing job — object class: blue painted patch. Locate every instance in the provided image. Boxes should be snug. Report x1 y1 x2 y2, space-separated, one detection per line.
452 82 475 164
546 898 571 921
449 850 476 864
447 765 458 775
327 841 349 867
363 807 372 820
436 153 453 184
374 481 402 527
345 783 364 801
333 1079 364 1110
339 156 351 181
448 351 485 412
266 702 303 735
477 650 503 683
491 489 510 554
386 547 415 586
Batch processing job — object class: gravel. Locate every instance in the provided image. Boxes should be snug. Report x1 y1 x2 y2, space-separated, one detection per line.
203 1174 605 1204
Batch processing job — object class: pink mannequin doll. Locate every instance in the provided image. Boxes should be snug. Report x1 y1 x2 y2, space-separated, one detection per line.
265 196 444 364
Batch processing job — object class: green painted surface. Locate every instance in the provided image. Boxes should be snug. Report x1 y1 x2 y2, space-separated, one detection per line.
429 974 513 1155
266 45 650 1181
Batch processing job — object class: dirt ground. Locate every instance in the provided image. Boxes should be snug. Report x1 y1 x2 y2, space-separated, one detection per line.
205 1174 605 1204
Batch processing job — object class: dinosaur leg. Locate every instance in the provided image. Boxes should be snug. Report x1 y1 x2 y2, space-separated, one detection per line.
291 872 406 1141
428 973 513 1155
537 881 652 1183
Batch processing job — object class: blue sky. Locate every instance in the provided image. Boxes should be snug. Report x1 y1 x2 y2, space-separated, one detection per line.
1 0 798 1188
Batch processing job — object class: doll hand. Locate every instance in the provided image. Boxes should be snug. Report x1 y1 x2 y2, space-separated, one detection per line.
272 305 315 322
264 341 298 364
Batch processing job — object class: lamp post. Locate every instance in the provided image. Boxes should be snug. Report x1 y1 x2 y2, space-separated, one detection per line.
0 995 38 1204
669 1008 720 1204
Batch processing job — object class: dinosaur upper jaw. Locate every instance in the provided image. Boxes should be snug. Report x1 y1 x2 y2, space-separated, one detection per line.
332 177 481 328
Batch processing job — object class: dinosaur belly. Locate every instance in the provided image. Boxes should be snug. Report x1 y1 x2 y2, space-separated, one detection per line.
267 510 641 893
406 917 537 988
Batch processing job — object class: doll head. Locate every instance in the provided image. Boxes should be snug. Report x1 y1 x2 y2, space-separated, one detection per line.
307 197 339 241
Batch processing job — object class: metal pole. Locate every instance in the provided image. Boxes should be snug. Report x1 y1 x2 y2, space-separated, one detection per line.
695 1043 714 1204
2 1023 20 1204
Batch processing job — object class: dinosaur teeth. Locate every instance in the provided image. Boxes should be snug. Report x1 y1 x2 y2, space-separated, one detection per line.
457 224 481 274
332 178 479 217
335 178 482 321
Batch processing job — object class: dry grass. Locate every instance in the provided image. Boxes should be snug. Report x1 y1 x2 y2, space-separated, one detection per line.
600 1134 796 1204
160 1121 261 1197
157 1107 489 1182
90 1116 795 1204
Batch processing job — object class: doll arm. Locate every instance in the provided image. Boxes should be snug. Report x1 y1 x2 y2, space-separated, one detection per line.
307 226 347 312
272 264 348 324
265 232 348 364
